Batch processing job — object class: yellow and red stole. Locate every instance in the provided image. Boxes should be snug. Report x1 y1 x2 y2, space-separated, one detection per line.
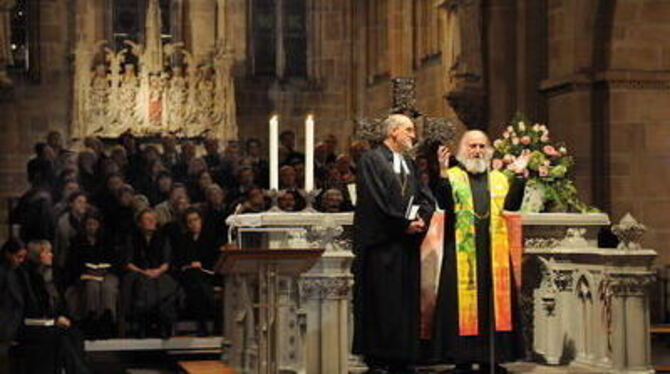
447 167 513 336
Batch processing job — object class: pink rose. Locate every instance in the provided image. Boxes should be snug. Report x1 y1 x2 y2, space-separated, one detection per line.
502 154 514 164
539 166 549 177
491 159 503 170
520 136 531 145
543 145 556 156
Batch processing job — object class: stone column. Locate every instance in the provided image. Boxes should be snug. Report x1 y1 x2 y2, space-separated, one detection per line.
608 272 656 374
300 250 354 374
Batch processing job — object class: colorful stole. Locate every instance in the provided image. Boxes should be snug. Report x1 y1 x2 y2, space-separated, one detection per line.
447 167 513 336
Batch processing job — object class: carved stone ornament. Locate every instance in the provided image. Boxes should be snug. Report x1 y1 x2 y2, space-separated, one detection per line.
604 272 656 297
611 213 647 250
524 237 561 249
299 277 351 300
72 1 237 140
306 216 344 251
560 228 589 248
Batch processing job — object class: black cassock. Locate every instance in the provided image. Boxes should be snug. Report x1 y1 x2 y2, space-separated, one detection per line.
352 144 434 363
431 165 526 364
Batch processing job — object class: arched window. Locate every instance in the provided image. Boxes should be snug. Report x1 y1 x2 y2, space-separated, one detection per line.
250 0 307 79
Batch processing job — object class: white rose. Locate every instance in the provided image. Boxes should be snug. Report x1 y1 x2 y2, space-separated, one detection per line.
559 146 567 154
518 121 526 131
512 137 519 145
533 124 541 131
503 132 510 139
507 126 514 133
493 139 503 148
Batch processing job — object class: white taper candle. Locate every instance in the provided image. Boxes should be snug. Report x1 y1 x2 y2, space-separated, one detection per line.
269 115 279 190
305 114 315 192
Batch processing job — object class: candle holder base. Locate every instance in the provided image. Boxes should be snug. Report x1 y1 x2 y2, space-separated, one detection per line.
267 189 282 212
300 189 321 213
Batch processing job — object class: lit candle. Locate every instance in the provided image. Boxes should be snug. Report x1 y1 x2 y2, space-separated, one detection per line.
305 114 315 192
269 115 279 190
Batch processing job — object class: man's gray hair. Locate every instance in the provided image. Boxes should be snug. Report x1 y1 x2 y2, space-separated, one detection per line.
323 188 344 200
382 114 411 137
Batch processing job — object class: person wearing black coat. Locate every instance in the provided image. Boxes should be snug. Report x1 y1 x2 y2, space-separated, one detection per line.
64 213 119 339
172 207 221 336
121 209 179 338
352 114 434 374
0 239 27 374
14 240 91 374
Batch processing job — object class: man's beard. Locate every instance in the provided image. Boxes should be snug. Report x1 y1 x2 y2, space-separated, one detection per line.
457 154 491 174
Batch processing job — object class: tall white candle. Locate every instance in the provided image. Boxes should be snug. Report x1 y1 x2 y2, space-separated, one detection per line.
305 114 315 192
269 115 279 190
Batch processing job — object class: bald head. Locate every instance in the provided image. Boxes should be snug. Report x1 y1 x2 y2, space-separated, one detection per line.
456 130 493 174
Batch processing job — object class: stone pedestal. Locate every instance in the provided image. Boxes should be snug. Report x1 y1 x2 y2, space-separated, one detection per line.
521 213 656 374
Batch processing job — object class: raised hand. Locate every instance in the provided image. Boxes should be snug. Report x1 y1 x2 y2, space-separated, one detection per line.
509 149 531 174
437 145 451 169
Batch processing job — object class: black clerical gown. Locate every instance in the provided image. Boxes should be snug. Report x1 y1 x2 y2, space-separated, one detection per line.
431 165 526 364
352 144 434 363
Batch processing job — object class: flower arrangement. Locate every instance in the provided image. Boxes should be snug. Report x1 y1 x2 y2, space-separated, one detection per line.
491 114 597 213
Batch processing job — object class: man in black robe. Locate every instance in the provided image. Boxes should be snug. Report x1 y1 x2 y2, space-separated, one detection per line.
432 130 529 374
353 114 434 374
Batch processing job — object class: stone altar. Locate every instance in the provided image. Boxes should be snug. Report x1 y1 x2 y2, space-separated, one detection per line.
222 211 656 374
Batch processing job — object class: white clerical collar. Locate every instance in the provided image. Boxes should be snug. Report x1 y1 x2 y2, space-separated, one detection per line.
392 151 410 175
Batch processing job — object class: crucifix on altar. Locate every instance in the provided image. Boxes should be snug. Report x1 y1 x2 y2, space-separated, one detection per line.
355 76 459 165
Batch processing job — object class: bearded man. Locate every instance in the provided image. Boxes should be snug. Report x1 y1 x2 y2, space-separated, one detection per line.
431 130 529 374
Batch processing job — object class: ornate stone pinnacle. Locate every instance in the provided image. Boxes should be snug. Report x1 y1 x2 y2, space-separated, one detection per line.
611 213 647 250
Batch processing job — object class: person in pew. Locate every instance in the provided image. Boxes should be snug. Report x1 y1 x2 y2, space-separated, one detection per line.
277 190 299 212
107 185 138 245
13 155 57 243
15 240 92 374
148 171 173 206
173 208 221 336
155 183 189 226
0 239 27 374
199 184 230 245
53 180 82 218
54 191 89 276
188 170 215 204
64 212 119 339
121 209 179 338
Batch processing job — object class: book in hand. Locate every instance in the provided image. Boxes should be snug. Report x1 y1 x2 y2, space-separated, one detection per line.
80 274 105 282
24 318 55 327
405 196 420 221
84 263 111 270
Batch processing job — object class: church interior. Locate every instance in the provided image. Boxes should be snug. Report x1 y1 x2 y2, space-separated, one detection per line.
0 0 669 373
